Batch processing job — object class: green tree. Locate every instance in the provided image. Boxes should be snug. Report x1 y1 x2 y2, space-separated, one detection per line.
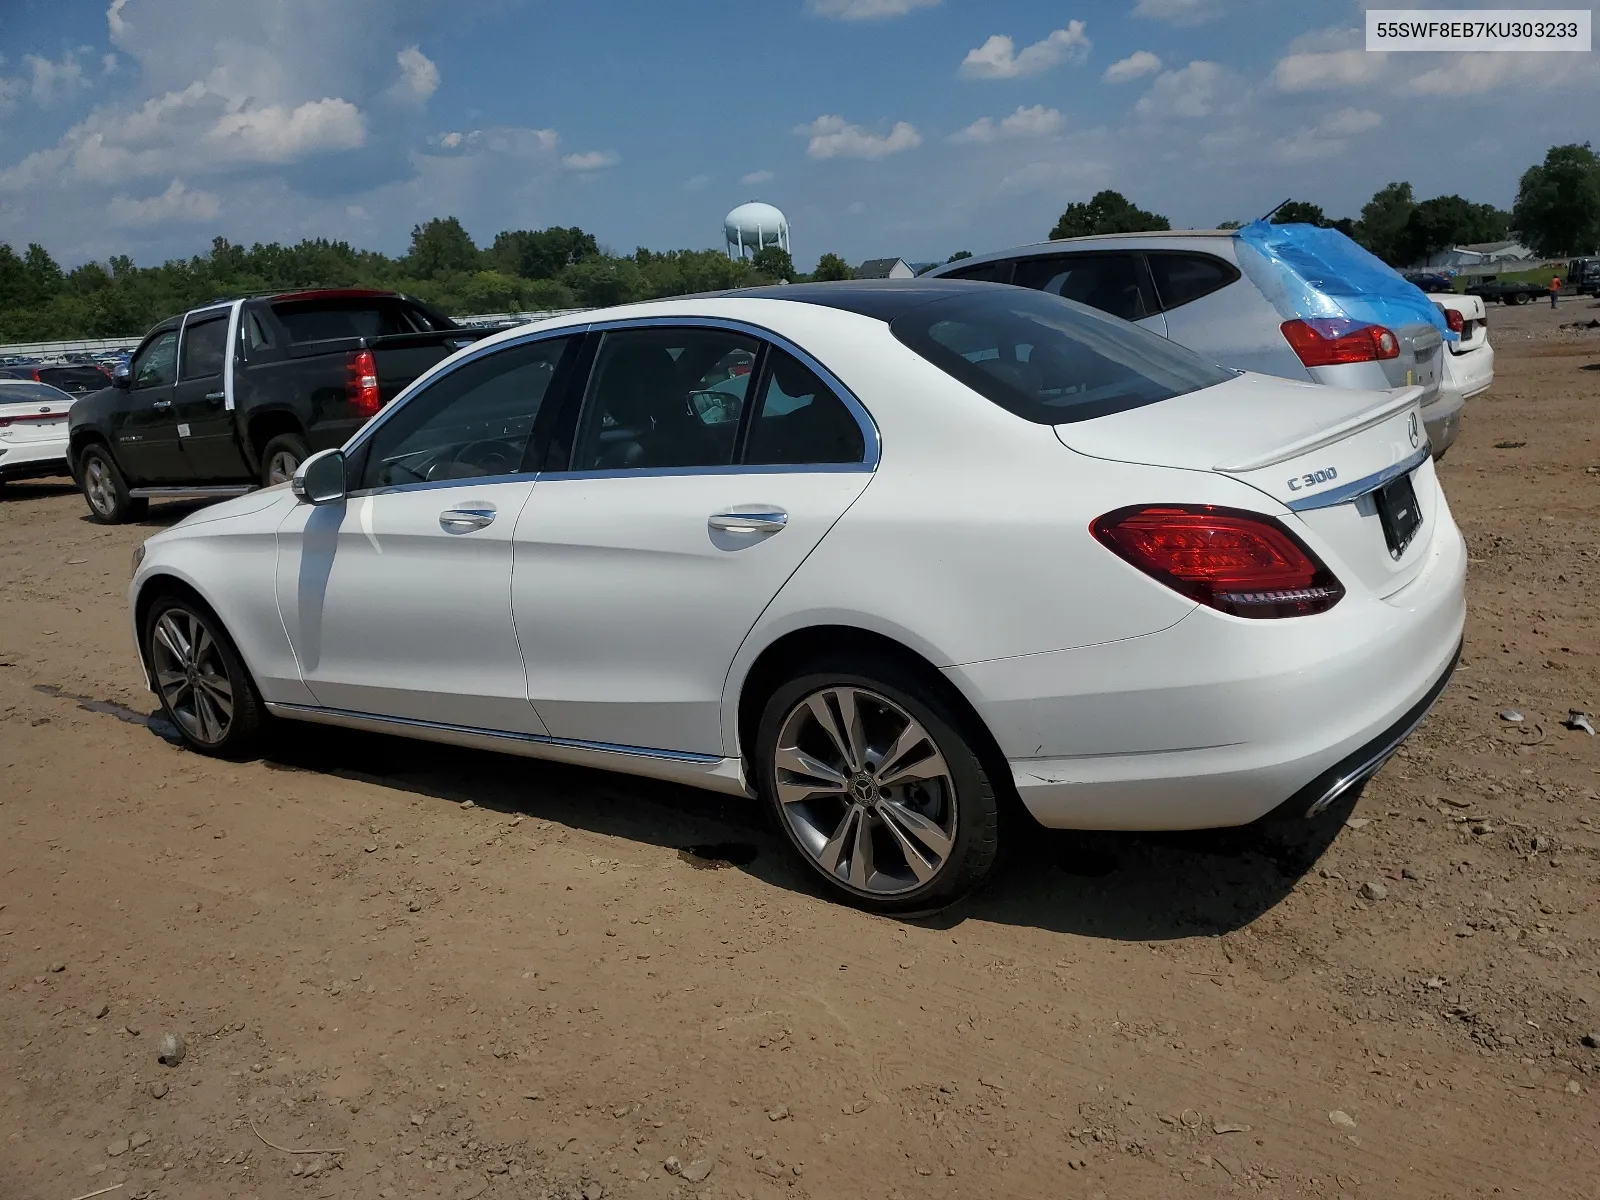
561 257 646 307
1512 142 1600 257
812 252 853 281
1271 200 1327 226
1216 219 1244 230
489 226 599 279
946 250 973 262
406 217 481 280
1355 181 1416 265
751 246 795 281
1050 190 1170 240
1396 195 1513 264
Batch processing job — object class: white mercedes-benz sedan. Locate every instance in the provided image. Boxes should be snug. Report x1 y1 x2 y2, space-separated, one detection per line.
128 281 1465 913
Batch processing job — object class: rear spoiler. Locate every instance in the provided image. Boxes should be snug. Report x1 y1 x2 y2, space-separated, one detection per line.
1215 386 1425 473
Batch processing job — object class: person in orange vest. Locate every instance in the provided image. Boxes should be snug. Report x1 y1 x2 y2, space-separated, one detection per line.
1550 275 1562 308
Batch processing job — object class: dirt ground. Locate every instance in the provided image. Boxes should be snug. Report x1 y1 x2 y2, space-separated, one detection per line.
2 298 1598 1200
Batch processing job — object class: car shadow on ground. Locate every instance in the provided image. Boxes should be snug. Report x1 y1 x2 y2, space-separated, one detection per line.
0 480 78 502
231 720 1347 941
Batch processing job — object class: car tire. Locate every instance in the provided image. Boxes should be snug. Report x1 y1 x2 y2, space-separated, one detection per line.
260 433 311 488
753 654 1001 915
79 444 148 524
143 591 269 760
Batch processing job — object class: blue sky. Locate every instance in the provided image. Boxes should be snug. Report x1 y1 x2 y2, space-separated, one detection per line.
1 0 1595 270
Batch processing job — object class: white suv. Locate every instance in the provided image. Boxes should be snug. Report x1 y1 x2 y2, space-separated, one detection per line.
926 225 1462 456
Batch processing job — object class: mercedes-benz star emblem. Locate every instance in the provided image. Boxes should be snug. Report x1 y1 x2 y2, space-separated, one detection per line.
1407 411 1420 449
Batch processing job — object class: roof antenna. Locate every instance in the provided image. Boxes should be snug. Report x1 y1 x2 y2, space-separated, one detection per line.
1260 198 1292 223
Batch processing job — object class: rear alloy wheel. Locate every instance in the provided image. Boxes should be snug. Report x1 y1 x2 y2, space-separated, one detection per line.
144 596 267 758
260 433 310 487
756 660 999 914
79 445 147 524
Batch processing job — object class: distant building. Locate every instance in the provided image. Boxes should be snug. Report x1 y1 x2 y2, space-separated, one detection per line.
854 257 915 280
1414 240 1536 270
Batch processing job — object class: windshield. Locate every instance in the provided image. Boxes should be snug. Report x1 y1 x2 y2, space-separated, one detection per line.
889 286 1234 425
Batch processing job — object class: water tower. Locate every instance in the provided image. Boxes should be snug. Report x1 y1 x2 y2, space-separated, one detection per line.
724 201 790 260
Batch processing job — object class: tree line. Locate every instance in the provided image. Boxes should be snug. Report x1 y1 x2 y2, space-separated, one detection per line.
4 141 1595 343
1050 142 1600 267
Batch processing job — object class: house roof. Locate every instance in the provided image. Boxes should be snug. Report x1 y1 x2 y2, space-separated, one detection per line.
854 258 908 279
1458 240 1525 254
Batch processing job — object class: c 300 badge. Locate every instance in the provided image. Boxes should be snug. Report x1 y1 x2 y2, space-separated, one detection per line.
1287 467 1338 492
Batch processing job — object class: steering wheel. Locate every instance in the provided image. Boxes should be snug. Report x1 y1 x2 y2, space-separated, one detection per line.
453 439 520 474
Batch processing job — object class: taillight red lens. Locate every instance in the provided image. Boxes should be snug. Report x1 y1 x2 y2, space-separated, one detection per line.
1443 309 1464 334
1280 318 1400 367
346 349 380 418
1091 505 1344 618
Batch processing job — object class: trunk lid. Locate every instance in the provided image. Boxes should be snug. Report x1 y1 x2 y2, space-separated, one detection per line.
0 389 74 443
1056 372 1436 598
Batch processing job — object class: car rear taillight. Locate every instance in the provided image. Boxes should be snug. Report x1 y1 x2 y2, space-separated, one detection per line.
346 349 380 418
0 412 59 429
1091 505 1344 618
1443 309 1464 334
1280 318 1400 367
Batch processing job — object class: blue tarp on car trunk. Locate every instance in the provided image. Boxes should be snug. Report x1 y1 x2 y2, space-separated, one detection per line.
1233 220 1456 342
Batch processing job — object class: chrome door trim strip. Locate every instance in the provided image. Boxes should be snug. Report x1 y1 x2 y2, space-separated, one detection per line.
1283 445 1431 512
265 701 722 763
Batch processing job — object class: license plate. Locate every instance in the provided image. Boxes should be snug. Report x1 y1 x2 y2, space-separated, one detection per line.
1375 472 1422 558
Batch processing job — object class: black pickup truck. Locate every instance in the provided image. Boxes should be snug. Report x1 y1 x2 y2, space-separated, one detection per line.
67 289 490 522
1464 275 1549 306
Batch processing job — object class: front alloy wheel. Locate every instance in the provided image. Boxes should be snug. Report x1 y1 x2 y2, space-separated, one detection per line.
143 596 267 758
84 455 117 518
149 608 235 745
757 661 1000 913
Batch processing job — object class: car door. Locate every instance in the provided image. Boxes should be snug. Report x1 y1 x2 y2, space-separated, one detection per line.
113 327 187 484
172 305 251 481
274 333 580 731
1009 253 1168 337
511 322 875 757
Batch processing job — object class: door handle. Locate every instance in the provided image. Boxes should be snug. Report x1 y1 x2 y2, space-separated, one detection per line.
708 508 788 535
152 399 171 411
439 505 496 533
205 391 226 403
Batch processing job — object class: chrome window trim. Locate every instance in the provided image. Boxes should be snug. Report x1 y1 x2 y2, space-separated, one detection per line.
266 701 722 763
347 471 543 500
1284 445 1431 512
576 314 881 473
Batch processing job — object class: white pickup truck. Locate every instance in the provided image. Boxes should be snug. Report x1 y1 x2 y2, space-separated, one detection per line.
1427 292 1493 458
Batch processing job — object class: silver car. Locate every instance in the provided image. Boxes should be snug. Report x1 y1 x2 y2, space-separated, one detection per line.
926 230 1458 456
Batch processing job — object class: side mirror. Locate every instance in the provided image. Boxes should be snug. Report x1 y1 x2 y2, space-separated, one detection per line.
112 364 131 389
291 448 347 505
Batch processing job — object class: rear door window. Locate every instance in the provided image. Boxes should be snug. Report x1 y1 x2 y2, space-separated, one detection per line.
179 314 230 379
1145 252 1239 314
743 348 865 466
890 287 1233 425
944 260 1015 284
1009 253 1153 322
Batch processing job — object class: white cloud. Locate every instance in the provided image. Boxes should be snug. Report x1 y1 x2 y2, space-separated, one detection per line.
1133 0 1222 24
806 0 939 18
684 173 712 191
107 0 130 38
205 98 367 163
392 46 439 103
101 53 119 75
1134 60 1236 119
797 114 922 159
26 51 91 106
1271 48 1386 92
108 178 220 226
740 169 775 185
1272 107 1382 162
0 75 19 114
1103 50 1161 83
562 149 619 171
1406 52 1593 96
949 105 1065 144
960 23 1090 80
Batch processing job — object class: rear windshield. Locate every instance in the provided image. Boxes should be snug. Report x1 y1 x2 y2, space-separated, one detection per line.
889 287 1234 425
271 297 438 344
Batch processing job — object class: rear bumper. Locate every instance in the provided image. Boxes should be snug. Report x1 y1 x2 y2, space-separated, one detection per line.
1421 388 1465 457
947 512 1467 831
0 439 70 480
